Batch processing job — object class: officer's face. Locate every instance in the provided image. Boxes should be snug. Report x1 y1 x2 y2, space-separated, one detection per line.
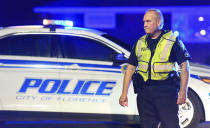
143 11 161 36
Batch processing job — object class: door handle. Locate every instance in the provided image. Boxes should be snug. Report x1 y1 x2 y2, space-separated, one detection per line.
64 64 81 70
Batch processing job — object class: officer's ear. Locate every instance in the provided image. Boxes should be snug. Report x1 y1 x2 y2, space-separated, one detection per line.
157 18 163 30
158 21 161 27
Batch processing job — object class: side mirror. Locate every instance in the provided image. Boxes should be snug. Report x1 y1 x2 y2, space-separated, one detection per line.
113 53 127 66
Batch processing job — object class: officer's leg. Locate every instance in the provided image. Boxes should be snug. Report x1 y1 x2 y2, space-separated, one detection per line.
154 87 180 128
137 93 159 128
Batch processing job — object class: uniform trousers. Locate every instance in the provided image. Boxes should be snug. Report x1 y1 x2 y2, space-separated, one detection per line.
137 84 180 128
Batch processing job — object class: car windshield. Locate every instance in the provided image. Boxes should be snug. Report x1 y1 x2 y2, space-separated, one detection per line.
102 34 131 51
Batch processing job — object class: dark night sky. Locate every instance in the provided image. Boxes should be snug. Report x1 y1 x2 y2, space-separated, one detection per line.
1 0 210 26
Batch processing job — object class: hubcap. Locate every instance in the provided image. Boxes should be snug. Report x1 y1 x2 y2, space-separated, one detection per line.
178 99 194 128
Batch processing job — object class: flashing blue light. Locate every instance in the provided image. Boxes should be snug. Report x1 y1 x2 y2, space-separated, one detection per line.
64 20 74 26
54 20 73 27
43 19 73 27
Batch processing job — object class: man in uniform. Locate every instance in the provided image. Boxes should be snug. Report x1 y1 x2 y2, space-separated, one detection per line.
119 8 191 128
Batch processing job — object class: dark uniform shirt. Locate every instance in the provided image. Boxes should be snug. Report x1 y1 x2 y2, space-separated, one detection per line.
128 30 191 85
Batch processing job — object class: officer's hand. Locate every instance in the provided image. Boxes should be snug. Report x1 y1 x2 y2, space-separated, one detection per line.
177 90 187 105
119 95 128 107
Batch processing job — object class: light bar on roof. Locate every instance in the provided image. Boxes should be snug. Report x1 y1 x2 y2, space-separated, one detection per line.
43 19 73 27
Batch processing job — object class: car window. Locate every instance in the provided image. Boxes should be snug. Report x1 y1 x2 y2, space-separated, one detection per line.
58 35 117 61
0 35 52 57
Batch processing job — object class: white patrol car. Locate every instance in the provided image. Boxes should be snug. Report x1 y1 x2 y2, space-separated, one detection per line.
0 20 210 128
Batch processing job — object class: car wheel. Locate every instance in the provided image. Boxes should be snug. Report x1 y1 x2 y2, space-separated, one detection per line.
178 89 204 128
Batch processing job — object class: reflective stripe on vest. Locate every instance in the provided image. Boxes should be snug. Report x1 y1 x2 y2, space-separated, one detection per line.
160 34 176 61
136 35 146 61
135 31 178 81
153 62 177 73
138 61 148 72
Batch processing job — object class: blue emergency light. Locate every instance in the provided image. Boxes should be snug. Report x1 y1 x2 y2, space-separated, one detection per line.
43 19 74 27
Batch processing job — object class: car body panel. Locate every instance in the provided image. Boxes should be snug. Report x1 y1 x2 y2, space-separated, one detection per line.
189 64 210 120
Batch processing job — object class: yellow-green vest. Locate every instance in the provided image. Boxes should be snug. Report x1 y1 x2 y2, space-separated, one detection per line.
135 31 178 82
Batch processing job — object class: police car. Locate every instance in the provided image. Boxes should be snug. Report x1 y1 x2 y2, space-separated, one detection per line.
0 20 210 128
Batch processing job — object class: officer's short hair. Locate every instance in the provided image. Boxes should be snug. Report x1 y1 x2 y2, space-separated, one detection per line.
145 8 164 29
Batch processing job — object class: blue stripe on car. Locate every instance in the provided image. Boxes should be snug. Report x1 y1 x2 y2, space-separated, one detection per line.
0 59 120 69
0 59 121 73
0 59 203 76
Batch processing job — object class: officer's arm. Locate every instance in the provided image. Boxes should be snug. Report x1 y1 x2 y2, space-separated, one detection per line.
177 60 190 105
119 64 136 107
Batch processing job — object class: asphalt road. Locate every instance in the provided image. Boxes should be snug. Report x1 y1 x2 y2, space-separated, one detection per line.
1 120 210 128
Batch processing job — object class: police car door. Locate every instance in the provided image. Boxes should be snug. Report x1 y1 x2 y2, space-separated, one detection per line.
57 34 136 115
0 34 61 112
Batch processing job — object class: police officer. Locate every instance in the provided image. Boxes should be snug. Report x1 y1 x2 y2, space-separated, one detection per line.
119 8 191 128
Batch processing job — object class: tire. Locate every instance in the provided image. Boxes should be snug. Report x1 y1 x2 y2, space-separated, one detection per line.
178 89 204 128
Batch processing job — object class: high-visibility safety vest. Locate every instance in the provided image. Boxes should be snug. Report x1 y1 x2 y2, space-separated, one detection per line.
135 31 178 82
